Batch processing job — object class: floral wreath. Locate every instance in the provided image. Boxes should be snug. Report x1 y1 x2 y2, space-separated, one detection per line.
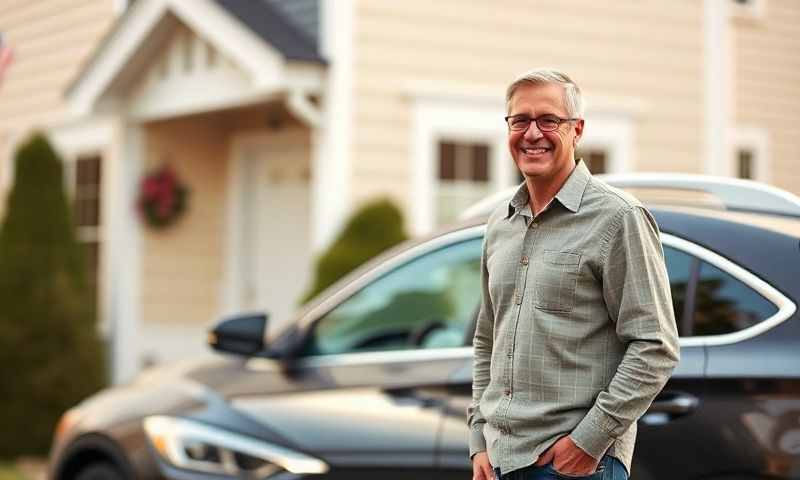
137 164 189 229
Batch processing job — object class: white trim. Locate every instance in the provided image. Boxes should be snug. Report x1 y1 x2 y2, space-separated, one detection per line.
168 0 285 87
705 0 734 176
106 119 144 384
663 233 796 347
46 116 114 341
68 0 297 117
113 0 129 15
68 0 169 116
410 90 640 235
48 116 114 158
731 125 770 182
411 95 508 236
313 0 353 250
287 89 322 128
579 111 635 174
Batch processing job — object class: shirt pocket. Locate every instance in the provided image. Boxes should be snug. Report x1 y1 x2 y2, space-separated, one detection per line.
534 250 582 313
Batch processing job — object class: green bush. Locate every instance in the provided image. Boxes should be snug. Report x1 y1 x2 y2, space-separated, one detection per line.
0 133 105 458
301 198 408 303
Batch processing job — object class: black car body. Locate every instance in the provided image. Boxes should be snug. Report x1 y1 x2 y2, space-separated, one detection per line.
50 176 800 480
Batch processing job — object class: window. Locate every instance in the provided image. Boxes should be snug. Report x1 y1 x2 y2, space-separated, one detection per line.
73 155 102 302
737 148 754 179
576 148 608 174
436 141 491 225
693 261 777 336
302 237 482 356
660 243 779 338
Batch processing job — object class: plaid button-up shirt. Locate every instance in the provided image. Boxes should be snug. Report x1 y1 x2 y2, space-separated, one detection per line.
468 161 680 476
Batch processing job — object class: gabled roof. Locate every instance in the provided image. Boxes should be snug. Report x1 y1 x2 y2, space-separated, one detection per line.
214 0 324 63
66 0 326 117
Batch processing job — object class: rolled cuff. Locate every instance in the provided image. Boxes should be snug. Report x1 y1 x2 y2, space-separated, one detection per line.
469 423 487 458
570 407 616 460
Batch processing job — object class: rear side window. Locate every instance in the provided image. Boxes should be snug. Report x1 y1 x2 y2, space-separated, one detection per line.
663 242 779 338
663 246 694 336
692 261 778 336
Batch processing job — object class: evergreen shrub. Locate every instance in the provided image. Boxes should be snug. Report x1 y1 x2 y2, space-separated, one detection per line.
301 198 408 303
0 133 105 458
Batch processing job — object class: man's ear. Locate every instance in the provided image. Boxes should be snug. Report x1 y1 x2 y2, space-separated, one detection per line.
573 119 585 146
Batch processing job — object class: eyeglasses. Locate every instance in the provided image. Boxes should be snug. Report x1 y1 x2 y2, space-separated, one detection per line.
504 114 579 132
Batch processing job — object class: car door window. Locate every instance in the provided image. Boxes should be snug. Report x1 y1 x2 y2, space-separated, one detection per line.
692 260 778 336
301 237 483 356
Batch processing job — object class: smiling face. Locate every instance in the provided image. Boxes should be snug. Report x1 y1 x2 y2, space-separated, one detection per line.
507 82 584 184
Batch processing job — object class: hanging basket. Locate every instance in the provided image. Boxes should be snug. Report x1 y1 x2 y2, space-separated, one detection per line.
137 165 189 229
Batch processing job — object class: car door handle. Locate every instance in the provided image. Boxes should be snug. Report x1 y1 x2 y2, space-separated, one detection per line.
648 392 699 415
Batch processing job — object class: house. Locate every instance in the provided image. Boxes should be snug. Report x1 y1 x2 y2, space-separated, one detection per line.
0 0 796 383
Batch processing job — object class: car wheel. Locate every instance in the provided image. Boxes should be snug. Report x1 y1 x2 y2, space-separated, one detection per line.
75 462 124 480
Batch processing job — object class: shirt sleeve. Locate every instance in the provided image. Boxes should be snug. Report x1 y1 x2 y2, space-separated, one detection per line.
570 205 680 459
467 235 494 458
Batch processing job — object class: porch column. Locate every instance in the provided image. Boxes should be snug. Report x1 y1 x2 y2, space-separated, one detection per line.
104 118 144 384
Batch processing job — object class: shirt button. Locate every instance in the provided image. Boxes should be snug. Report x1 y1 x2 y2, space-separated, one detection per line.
520 255 529 265
531 221 539 228
505 389 512 396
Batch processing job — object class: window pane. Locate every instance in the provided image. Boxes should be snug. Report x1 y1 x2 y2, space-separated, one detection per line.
439 142 456 180
472 144 489 181
302 237 483 356
74 156 102 227
738 149 754 179
575 149 607 174
663 246 694 337
693 261 778 336
436 141 491 226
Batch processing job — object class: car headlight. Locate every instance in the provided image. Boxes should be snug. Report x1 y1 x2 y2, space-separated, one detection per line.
143 416 329 477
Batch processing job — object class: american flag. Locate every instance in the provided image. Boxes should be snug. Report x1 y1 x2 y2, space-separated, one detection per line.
0 33 14 86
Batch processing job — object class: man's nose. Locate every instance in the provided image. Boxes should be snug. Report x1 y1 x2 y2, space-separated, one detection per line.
524 121 544 140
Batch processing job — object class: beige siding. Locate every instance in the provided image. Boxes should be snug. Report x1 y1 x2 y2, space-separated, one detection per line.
734 0 800 195
0 1 116 130
0 0 116 208
141 116 228 327
350 0 705 213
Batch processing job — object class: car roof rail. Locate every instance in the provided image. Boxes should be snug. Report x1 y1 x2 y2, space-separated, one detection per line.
459 173 800 220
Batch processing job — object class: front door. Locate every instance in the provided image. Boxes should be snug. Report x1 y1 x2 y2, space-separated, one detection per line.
229 129 312 328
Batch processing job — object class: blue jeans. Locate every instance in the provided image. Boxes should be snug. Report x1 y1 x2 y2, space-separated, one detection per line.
494 455 628 480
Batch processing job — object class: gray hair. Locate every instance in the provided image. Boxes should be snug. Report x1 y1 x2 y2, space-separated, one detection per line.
505 68 584 118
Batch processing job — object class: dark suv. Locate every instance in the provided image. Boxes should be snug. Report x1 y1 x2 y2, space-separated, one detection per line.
50 175 800 480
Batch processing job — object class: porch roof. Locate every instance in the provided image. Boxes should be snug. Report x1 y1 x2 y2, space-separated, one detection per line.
65 0 326 120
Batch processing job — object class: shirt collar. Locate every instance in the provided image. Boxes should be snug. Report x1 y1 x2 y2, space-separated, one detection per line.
505 160 591 219
555 159 591 213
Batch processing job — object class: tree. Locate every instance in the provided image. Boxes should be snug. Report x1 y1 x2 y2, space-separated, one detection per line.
301 198 408 303
0 133 105 458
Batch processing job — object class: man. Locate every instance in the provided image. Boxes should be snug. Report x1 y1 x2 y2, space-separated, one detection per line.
468 69 679 480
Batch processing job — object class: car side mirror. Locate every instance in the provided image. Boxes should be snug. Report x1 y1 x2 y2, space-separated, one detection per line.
208 313 268 357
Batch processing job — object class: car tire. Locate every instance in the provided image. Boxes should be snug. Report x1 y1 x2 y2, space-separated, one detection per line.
75 462 124 480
